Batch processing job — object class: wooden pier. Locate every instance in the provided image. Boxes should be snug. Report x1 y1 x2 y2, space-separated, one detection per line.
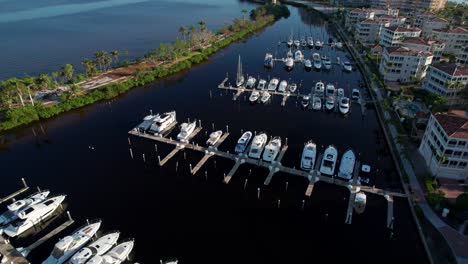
0 236 29 264
0 178 29 205
156 127 202 166
191 133 229 175
385 194 394 229
305 153 323 197
344 161 362 224
224 157 245 184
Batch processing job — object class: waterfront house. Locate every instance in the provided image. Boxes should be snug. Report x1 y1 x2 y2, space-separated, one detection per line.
422 63 468 106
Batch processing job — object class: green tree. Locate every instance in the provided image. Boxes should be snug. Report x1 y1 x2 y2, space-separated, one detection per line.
82 58 98 77
61 64 74 82
110 50 119 65
179 25 187 42
198 20 206 33
242 9 248 22
35 74 51 91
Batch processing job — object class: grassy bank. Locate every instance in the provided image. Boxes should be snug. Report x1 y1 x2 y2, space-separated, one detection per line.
0 4 290 132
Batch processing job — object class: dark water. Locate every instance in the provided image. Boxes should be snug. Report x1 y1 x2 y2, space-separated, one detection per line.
0 3 428 264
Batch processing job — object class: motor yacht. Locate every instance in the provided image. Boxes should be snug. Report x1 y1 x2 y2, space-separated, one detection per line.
206 131 223 146
351 89 360 100
325 96 335 111
307 37 314 47
260 91 271 103
294 50 303 61
338 149 356 180
342 61 352 71
301 95 310 108
300 141 317 171
312 53 321 70
288 83 297 93
262 137 282 162
248 132 268 159
285 57 294 70
319 146 338 176
245 76 256 88
149 111 176 135
339 97 350 114
86 240 134 264
312 96 321 110
314 81 324 95
337 88 344 98
0 190 50 226
235 131 253 153
304 59 312 70
249 90 260 103
70 232 120 264
176 121 196 142
267 78 279 91
257 79 267 90
322 56 332 70
264 53 274 68
278 80 287 92
354 191 367 214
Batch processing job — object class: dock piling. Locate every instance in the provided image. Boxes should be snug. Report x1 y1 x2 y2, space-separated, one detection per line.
205 171 208 180
212 123 215 130
157 155 161 165
37 186 41 192
257 188 261 199
175 161 179 171
285 181 289 191
21 178 27 188
155 144 158 152
142 153 146 163
67 211 73 221
277 199 281 208
301 200 305 210
226 125 229 133
244 179 248 190
198 119 202 127
189 164 193 173
129 148 134 159
128 137 131 146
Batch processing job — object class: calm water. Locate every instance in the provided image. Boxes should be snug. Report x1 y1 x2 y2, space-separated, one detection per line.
0 2 428 263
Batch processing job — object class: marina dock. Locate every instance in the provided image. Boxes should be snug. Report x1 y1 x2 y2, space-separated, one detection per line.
158 127 202 166
0 236 29 264
129 123 407 227
0 178 29 205
386 195 394 229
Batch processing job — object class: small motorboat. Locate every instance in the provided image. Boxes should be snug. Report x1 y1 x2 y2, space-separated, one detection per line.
257 79 267 90
245 76 256 88
301 95 310 108
338 149 356 180
315 40 323 49
267 78 279 91
249 90 260 103
325 96 335 111
264 53 274 68
312 96 322 110
206 130 223 146
285 57 294 70
352 89 360 100
248 132 268 159
278 80 288 92
0 190 50 226
235 131 253 153
319 145 338 176
288 83 297 93
260 91 271 103
262 137 282 162
177 121 196 142
294 39 300 48
307 36 314 47
149 111 177 135
42 220 102 264
339 97 350 114
342 61 352 71
70 232 120 264
287 39 293 46
336 42 343 49
294 50 303 61
301 140 316 171
354 191 367 214
86 240 134 264
304 59 312 70
325 84 335 96
314 81 324 95
322 56 332 70
337 88 344 98
301 38 307 47
287 49 293 58
312 53 321 69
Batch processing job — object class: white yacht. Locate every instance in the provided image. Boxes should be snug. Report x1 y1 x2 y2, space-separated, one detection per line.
86 240 134 264
245 76 256 88
294 40 300 48
287 39 293 46
300 141 317 171
342 61 352 71
267 78 279 91
236 55 244 87
325 84 335 96
0 190 50 226
351 89 360 100
322 56 332 70
315 40 323 48
339 97 350 114
248 132 268 159
137 114 156 133
257 79 267 90
287 49 293 58
42 221 102 264
314 81 325 95
325 96 335 111
264 53 274 68
354 191 367 214
307 36 314 47
301 38 307 47
235 131 253 153
312 53 321 69
260 91 271 103
294 50 303 61
319 146 338 176
3 195 66 237
262 137 282 162
338 149 356 180
149 111 176 135
70 232 120 264
337 88 344 98
304 59 312 70
176 121 196 142
249 90 260 103
336 42 343 49
206 131 223 146
285 57 294 70
278 80 288 92
301 95 310 108
312 96 321 110
288 83 297 93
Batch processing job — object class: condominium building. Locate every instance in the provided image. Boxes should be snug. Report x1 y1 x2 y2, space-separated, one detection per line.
401 37 445 61
431 27 468 55
413 12 436 28
379 46 433 82
421 17 449 38
356 19 389 43
457 46 468 65
378 15 406 27
345 8 375 28
330 0 370 7
372 7 399 16
372 0 446 12
379 26 422 47
419 111 468 180
422 64 468 106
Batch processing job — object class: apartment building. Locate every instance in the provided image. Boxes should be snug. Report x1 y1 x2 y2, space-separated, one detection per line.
421 17 449 37
422 64 468 106
401 37 445 61
432 27 468 55
345 8 375 28
356 19 389 43
379 26 422 47
379 46 433 82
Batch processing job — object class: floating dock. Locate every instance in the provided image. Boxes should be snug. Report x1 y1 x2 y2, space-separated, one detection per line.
0 178 29 205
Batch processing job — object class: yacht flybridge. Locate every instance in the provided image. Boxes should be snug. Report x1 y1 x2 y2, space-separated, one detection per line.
319 146 338 176
301 141 317 171
86 240 134 264
42 221 102 264
149 111 176 136
0 190 50 226
70 232 120 264
339 97 350 114
315 81 324 95
278 80 288 92
245 76 256 88
338 149 356 180
312 53 321 70
235 131 253 153
176 121 196 142
262 137 282 162
249 90 260 103
267 78 279 91
206 131 223 146
3 195 66 237
248 132 268 159
236 55 244 87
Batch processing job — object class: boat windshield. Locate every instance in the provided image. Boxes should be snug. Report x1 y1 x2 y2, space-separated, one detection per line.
11 218 26 228
51 246 65 259
323 160 334 168
251 149 258 153
2 210 16 219
304 156 312 160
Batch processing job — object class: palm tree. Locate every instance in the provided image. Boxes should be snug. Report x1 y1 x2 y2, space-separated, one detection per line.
241 9 248 22
94 51 107 71
179 26 187 42
110 50 119 66
35 74 51 91
82 58 97 77
61 64 74 82
198 20 206 33
103 54 112 70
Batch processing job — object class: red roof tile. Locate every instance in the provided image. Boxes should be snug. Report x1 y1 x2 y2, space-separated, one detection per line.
432 64 468 77
433 27 468 34
386 26 421 32
434 111 468 139
430 17 448 23
385 46 432 56
402 37 430 46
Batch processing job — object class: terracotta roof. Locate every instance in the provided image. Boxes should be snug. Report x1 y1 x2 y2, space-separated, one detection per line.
386 26 421 33
350 9 372 13
434 111 468 139
402 37 430 46
430 17 448 23
419 11 435 16
360 19 382 24
385 46 432 56
431 64 468 77
433 27 468 34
